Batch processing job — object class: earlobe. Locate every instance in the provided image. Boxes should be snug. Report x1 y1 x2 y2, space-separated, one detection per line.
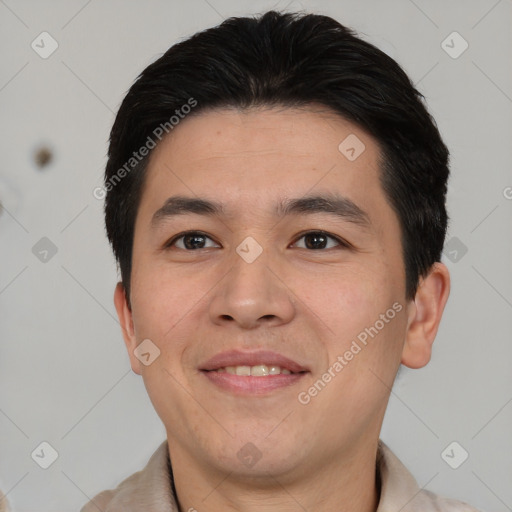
401 262 451 369
114 282 142 375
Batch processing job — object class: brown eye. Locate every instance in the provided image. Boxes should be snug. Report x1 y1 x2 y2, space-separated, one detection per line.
292 231 346 250
166 231 220 250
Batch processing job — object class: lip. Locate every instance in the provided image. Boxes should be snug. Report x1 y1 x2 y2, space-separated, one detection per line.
199 349 310 395
199 349 309 373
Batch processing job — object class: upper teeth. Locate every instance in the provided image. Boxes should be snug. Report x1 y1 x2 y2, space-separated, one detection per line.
216 365 292 376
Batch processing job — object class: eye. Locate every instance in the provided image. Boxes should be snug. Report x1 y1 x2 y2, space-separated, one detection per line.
291 230 348 250
165 231 220 250
164 230 349 251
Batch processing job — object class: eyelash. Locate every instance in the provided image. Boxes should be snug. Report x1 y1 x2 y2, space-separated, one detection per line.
164 230 350 251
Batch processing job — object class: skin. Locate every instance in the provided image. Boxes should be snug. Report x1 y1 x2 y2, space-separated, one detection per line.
114 106 450 512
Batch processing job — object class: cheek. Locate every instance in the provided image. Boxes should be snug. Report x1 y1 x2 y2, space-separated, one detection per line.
297 265 388 335
130 264 197 341
299 264 405 380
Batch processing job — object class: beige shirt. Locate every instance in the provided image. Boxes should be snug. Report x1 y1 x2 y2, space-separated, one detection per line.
0 490 10 512
81 440 480 511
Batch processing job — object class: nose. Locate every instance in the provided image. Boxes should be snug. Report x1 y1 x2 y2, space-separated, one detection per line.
208 246 296 330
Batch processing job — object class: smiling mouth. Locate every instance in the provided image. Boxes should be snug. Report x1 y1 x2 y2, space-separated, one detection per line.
201 365 308 395
208 364 301 376
199 349 309 394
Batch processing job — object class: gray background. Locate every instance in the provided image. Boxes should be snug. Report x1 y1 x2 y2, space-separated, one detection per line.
0 0 511 510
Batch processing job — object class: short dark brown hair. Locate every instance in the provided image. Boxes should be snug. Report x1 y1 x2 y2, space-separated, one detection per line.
103 10 450 306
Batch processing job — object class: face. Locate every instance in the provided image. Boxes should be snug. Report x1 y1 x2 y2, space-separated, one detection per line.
115 106 438 481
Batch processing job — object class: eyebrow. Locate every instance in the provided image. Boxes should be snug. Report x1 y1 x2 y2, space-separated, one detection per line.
151 194 372 230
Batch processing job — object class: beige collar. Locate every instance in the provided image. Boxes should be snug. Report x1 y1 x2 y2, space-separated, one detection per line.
81 439 478 511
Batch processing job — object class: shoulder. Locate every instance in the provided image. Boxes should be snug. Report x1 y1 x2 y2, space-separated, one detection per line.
377 440 480 512
0 490 10 512
415 488 482 512
80 440 175 512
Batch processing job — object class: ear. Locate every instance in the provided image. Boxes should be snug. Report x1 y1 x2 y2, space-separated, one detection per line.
114 282 142 375
401 262 451 369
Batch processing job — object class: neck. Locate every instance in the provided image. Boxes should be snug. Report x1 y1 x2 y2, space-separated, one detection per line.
169 439 381 512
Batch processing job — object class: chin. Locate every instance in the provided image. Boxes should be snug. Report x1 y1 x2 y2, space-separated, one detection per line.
205 434 304 479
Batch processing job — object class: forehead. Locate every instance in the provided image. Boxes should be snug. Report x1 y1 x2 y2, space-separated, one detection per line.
137 106 398 242
144 106 381 194
151 105 377 164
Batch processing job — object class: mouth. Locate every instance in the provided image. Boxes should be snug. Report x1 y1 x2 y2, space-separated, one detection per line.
210 364 296 376
199 350 309 395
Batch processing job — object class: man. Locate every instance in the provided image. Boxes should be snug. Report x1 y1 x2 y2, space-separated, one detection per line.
83 10 479 511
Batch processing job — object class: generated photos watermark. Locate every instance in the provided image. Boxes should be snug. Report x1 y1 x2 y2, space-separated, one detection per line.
93 97 198 200
298 301 403 405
